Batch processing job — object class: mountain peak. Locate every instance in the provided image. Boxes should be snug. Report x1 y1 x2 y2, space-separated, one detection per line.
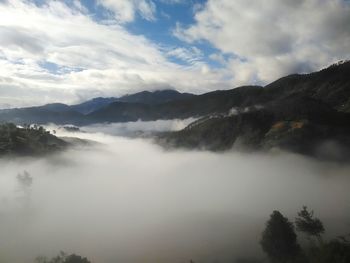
322 59 350 71
118 89 194 105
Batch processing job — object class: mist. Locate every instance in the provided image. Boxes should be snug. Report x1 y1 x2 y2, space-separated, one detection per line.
0 125 350 263
79 118 198 136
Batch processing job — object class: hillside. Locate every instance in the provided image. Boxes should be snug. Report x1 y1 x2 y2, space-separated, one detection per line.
85 61 350 123
158 95 350 160
0 123 68 156
0 62 349 126
70 97 118 114
87 85 263 122
118 89 195 104
0 107 86 125
262 61 350 112
0 89 197 124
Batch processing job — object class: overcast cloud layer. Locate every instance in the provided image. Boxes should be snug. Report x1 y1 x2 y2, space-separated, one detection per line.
0 0 226 108
0 0 349 107
176 0 350 84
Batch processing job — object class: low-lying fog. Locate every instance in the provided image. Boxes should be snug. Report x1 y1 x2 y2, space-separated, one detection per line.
80 118 197 136
1 120 350 263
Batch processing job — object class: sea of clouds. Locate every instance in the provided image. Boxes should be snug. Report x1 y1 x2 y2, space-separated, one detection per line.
0 121 349 263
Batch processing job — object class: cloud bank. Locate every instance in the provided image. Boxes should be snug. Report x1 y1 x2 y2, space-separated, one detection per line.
0 130 350 263
98 0 157 22
79 118 197 136
0 0 349 108
176 0 350 84
0 0 227 107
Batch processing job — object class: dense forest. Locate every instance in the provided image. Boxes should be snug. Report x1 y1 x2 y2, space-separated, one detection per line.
0 123 67 156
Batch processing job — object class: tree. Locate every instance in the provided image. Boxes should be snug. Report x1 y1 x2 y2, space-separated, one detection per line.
64 254 91 263
35 252 91 263
260 210 300 263
295 206 324 242
17 170 33 188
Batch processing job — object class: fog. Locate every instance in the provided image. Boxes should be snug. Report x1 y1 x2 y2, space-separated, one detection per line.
0 123 350 263
79 118 197 136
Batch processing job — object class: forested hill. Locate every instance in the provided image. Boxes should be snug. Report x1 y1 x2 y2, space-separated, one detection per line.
156 61 350 160
158 95 350 160
0 123 68 156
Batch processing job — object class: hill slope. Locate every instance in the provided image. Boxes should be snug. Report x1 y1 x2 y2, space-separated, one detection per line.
0 60 349 127
118 89 195 104
158 94 350 160
86 61 350 123
0 123 68 156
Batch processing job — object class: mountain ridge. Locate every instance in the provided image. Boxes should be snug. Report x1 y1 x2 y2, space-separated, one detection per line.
0 61 349 124
1 61 350 159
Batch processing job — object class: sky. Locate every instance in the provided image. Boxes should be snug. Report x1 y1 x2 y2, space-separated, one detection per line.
0 0 349 108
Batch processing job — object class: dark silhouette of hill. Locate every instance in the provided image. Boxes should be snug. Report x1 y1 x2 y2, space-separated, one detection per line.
84 61 350 123
159 94 350 160
118 89 195 104
262 60 350 112
87 85 263 122
87 61 350 122
0 107 86 125
1 61 349 125
70 97 118 114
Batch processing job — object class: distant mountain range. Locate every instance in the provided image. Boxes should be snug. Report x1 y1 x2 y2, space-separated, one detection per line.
0 89 195 125
1 61 349 125
69 89 194 114
0 61 350 159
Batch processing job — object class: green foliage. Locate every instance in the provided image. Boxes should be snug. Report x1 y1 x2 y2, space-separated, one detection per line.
295 206 325 239
0 123 67 156
260 211 300 263
261 208 350 263
304 239 350 263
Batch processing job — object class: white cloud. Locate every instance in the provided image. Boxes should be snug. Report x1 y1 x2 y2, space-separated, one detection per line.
3 0 347 108
98 0 156 22
166 46 204 67
159 0 185 4
137 0 156 21
78 118 198 136
175 0 350 85
0 0 229 107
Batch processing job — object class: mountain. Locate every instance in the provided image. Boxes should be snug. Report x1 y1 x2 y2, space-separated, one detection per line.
261 61 350 112
118 89 195 104
70 97 118 114
87 86 263 122
0 61 349 126
158 94 350 160
39 103 71 112
76 89 194 115
0 61 349 159
87 102 155 122
0 107 86 125
85 61 350 124
154 61 350 159
0 89 197 123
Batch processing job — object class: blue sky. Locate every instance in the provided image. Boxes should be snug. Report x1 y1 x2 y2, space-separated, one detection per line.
0 0 349 107
68 0 224 68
